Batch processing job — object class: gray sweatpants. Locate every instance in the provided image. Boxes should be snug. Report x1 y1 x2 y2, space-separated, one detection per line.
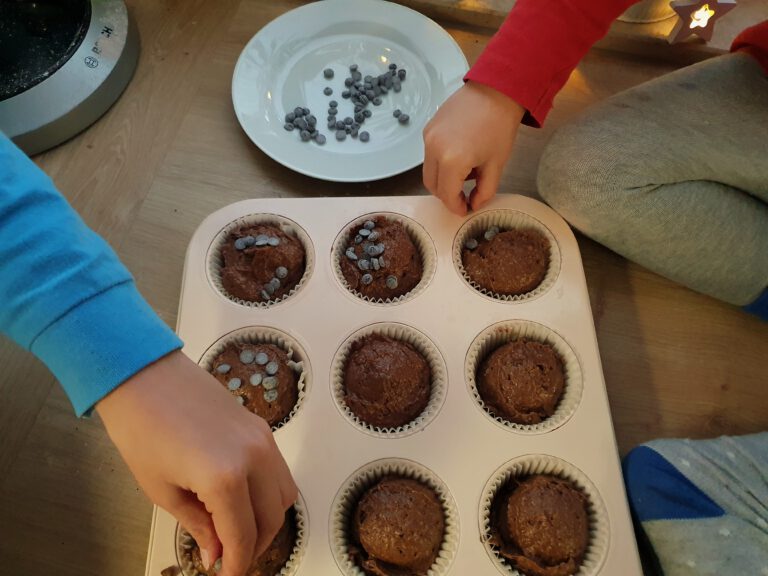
538 53 768 306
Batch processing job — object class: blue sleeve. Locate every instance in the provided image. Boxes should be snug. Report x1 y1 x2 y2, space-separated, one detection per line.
0 134 183 416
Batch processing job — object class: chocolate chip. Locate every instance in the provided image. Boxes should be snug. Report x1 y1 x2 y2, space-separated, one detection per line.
234 238 247 250
346 248 358 260
228 378 242 390
386 275 398 289
266 361 279 375
355 234 364 244
268 237 280 246
336 130 347 141
216 364 231 374
301 107 310 115
357 259 371 271
324 68 334 79
484 226 500 241
465 238 479 250
285 112 295 123
316 133 327 145
300 130 311 141
359 228 371 237
324 87 333 96
284 123 295 131
236 396 245 406
264 389 278 402
263 376 278 390
359 131 370 142
328 108 338 116
276 266 288 279
255 234 269 246
363 109 372 118
250 373 263 386
256 352 269 365
389 63 397 70
261 289 271 300
393 109 401 118
350 64 359 72
373 97 382 106
361 273 373 285
398 114 409 124
239 350 255 364
293 107 304 117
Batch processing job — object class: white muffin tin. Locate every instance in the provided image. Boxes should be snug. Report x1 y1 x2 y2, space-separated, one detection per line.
144 195 643 576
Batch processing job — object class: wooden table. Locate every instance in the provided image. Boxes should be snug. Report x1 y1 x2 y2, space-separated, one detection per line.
1 1 766 575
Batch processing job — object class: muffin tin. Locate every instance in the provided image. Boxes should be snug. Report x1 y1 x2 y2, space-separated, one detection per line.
144 195 643 576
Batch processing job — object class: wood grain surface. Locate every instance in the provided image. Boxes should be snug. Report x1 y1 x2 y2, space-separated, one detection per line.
1 1 766 575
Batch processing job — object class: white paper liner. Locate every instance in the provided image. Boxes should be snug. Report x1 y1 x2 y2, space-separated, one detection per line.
330 322 448 439
465 320 583 435
198 326 310 432
330 458 459 576
207 213 315 308
332 212 436 306
175 492 309 576
479 455 609 576
453 209 561 303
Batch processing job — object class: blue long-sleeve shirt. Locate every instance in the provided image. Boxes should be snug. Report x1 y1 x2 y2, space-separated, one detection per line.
1 133 182 416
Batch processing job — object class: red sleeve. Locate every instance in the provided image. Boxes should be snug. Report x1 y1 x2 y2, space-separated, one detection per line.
731 20 768 74
466 0 637 127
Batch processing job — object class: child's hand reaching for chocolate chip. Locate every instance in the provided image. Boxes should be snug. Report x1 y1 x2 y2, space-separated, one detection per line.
422 81 524 216
97 351 298 576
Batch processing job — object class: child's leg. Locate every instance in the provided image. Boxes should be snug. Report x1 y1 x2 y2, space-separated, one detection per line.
624 433 768 575
537 53 768 310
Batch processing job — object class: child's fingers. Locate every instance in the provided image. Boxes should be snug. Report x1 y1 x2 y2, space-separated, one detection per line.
436 159 470 216
164 488 222 569
206 472 258 576
248 468 287 559
469 162 503 211
422 154 438 196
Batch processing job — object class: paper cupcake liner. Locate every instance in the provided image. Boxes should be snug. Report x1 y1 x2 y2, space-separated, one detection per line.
466 320 583 435
479 455 609 576
453 209 561 303
175 492 309 576
332 212 436 306
330 458 459 576
207 213 314 308
330 322 448 439
198 326 310 432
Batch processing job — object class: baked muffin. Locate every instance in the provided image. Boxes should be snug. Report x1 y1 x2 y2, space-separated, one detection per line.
210 342 300 427
350 477 445 575
343 334 431 428
490 475 589 576
220 223 306 303
339 217 422 300
477 340 564 425
462 227 549 296
183 508 297 576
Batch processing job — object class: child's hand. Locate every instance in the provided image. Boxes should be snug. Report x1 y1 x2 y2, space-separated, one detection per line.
423 81 524 215
97 350 297 576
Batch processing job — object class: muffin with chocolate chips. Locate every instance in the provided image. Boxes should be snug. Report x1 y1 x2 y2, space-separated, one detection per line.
220 223 306 303
339 217 422 300
349 477 445 575
477 339 564 425
180 508 297 576
343 334 431 429
489 475 589 576
210 342 301 427
462 227 550 296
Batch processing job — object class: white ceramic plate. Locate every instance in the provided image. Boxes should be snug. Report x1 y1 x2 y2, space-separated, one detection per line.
231 0 468 182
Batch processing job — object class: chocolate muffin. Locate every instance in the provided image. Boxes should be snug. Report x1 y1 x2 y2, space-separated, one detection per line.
350 477 445 575
477 339 564 425
184 508 297 576
220 223 306 303
462 227 550 296
210 342 300 427
489 475 589 576
339 217 423 300
343 335 431 429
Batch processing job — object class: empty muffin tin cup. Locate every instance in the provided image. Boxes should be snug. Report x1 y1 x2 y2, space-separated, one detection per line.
330 458 459 576
207 213 314 308
480 454 609 576
466 320 583 435
453 209 561 302
332 212 436 306
198 326 310 432
330 322 448 438
175 492 308 576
